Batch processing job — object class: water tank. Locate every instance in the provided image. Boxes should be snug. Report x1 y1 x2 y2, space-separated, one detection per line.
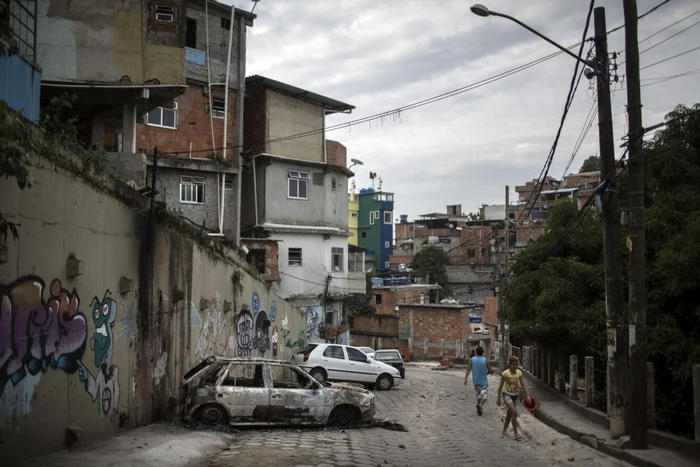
400 215 408 223
366 188 374 193
360 188 367 194
428 236 438 244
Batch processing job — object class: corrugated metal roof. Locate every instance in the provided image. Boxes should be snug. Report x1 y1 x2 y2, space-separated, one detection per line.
246 75 355 113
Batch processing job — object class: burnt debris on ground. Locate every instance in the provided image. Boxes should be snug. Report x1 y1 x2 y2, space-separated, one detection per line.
173 417 407 433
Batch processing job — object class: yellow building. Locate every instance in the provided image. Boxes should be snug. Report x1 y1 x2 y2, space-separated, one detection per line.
348 192 359 245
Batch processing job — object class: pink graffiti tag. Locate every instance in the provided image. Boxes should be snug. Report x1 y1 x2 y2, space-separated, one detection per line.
0 277 88 395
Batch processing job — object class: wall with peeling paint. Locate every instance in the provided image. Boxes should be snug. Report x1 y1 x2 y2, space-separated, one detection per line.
36 0 186 84
0 155 306 465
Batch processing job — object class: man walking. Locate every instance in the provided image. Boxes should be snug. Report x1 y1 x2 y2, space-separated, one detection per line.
464 346 491 415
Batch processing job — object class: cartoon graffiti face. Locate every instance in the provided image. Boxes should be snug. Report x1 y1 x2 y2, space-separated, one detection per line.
252 292 260 314
91 296 117 368
254 310 270 354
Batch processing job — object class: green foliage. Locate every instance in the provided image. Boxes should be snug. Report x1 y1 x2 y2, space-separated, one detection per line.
579 155 600 173
462 211 484 221
411 245 451 298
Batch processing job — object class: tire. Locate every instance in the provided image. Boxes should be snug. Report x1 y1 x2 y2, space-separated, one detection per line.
376 374 393 391
310 368 327 383
330 405 359 428
200 403 227 425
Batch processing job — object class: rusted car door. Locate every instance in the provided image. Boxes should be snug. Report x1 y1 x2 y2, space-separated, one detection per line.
216 362 270 424
267 363 328 425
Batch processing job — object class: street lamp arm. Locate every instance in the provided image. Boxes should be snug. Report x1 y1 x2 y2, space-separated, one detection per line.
488 10 594 68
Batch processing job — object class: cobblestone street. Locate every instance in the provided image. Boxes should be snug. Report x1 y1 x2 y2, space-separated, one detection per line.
207 366 631 467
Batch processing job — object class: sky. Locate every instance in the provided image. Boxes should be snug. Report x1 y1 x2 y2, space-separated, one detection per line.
226 0 700 221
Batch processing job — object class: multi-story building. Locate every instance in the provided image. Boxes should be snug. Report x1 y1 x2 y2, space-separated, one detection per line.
0 0 41 123
348 191 360 246
357 189 394 271
239 75 361 344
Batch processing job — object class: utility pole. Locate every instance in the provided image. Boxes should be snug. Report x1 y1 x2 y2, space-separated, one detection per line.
499 185 509 371
623 0 647 449
593 7 628 438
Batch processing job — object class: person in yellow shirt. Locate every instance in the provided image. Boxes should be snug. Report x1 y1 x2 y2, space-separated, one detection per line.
496 356 531 440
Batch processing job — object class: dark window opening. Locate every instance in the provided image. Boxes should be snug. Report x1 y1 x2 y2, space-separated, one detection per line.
361 232 367 239
325 311 334 326
374 294 382 304
154 4 175 22
212 97 226 119
221 17 231 30
185 18 197 48
246 249 266 275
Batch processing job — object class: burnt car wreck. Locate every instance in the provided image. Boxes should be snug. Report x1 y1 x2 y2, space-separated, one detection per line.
181 357 376 428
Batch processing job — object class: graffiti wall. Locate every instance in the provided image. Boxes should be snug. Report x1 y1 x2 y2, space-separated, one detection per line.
0 154 306 465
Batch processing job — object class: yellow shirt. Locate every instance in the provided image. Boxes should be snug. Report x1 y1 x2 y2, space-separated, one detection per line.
502 369 522 396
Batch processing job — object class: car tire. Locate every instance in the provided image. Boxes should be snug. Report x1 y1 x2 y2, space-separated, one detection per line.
200 403 227 425
376 374 393 391
310 368 327 383
330 405 359 428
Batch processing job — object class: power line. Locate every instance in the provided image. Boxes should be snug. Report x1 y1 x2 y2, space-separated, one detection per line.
640 45 700 70
603 0 673 37
639 17 700 56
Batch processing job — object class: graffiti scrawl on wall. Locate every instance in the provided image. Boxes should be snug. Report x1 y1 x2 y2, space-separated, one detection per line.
236 307 254 357
195 295 232 360
77 291 120 423
271 325 278 358
0 277 87 397
305 306 322 343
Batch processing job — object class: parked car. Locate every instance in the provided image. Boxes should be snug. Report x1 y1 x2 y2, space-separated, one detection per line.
372 349 405 378
293 344 401 390
357 346 375 358
181 356 376 428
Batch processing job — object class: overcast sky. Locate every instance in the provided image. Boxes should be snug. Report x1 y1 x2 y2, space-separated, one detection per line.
227 0 700 220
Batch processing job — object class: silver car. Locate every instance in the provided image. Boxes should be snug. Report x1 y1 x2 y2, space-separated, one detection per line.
181 356 376 428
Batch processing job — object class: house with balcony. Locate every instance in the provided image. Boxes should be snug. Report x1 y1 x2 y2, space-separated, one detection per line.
239 75 361 344
0 0 41 124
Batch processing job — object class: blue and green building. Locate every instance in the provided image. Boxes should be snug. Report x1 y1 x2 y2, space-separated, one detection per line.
357 188 394 271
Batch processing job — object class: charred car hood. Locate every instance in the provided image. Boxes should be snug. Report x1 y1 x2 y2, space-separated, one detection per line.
328 382 371 394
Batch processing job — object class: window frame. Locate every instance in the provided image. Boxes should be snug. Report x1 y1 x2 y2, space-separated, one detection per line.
147 103 178 130
322 345 346 360
384 211 392 224
361 232 368 239
212 97 226 119
346 347 368 363
288 248 302 267
350 212 358 218
374 294 382 304
288 171 310 200
179 175 206 204
331 247 344 272
369 211 375 225
154 4 175 22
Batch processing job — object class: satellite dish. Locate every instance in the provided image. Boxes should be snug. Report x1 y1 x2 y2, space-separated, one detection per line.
350 158 364 166
448 223 455 229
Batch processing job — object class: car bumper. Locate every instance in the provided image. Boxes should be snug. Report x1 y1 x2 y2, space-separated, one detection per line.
360 405 376 421
392 376 402 386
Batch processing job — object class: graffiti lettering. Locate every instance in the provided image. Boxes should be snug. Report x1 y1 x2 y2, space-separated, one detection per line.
236 308 254 357
195 297 231 360
0 277 87 396
77 290 120 423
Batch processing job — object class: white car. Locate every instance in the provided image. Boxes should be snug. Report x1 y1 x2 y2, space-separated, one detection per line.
357 346 375 358
293 344 401 390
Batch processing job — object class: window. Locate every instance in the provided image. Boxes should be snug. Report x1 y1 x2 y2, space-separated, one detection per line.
347 347 368 362
384 211 392 224
270 364 316 389
331 247 343 272
185 18 197 48
332 178 337 192
369 212 375 225
374 350 401 362
288 171 310 200
155 5 175 22
374 294 382 304
384 261 390 269
180 176 205 204
323 345 345 360
147 103 177 129
222 364 265 387
288 248 302 266
351 212 358 218
221 17 231 30
212 98 226 119
221 174 233 190
384 241 390 249
325 310 334 326
468 248 476 258
374 211 380 221
361 232 368 239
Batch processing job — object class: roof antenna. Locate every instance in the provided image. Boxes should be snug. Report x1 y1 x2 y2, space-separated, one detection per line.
251 0 261 13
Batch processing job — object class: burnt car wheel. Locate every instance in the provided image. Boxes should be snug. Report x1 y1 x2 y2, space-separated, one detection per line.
331 405 359 428
376 374 393 391
310 368 327 383
200 403 227 425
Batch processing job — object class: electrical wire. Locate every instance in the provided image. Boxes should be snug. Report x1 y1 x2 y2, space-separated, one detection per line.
601 0 673 37
640 45 700 70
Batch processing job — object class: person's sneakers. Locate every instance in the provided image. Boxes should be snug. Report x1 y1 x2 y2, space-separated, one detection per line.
477 404 483 416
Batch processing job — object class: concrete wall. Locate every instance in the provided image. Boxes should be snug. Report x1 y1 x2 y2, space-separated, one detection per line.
262 160 348 230
106 152 147 187
37 0 186 84
267 91 324 163
0 154 306 465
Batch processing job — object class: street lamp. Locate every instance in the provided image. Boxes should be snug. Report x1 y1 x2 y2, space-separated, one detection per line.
470 4 596 72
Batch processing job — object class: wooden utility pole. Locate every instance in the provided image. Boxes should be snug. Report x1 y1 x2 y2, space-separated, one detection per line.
593 7 628 438
499 185 509 371
623 0 648 448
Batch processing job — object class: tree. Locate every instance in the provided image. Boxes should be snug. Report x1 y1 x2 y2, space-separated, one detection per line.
579 155 600 173
411 245 451 300
462 211 484 221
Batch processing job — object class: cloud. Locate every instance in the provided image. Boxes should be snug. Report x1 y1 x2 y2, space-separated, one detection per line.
227 0 700 218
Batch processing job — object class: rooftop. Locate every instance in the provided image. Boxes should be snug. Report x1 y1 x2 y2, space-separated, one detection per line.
398 303 473 310
246 75 355 114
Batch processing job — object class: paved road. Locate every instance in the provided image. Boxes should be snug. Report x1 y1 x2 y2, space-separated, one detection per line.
207 366 631 467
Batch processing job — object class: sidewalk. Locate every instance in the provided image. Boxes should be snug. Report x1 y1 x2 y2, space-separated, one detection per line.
521 372 699 467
